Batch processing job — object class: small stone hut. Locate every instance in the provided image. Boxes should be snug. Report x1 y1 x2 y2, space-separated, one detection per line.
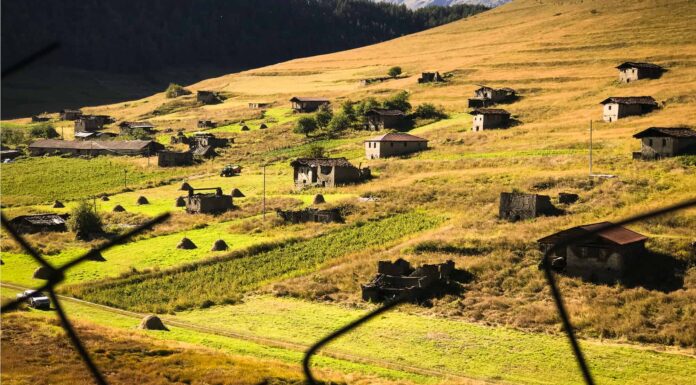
418 72 444 83
290 97 329 113
600 96 657 122
197 120 216 128
364 132 428 159
119 121 156 136
538 222 647 283
74 116 104 132
184 187 234 214
499 192 561 221
158 150 194 167
291 157 370 188
632 127 696 160
364 109 405 130
470 108 511 131
197 90 222 105
276 208 343 224
9 214 68 234
60 109 83 121
468 86 516 108
616 62 664 83
361 259 455 303
249 102 272 109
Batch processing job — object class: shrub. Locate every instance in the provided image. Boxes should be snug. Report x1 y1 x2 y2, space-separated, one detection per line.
0 125 26 146
383 90 411 112
294 116 318 137
315 105 333 129
164 83 191 98
387 66 402 78
30 123 59 139
68 200 103 238
328 112 351 133
414 103 447 119
340 100 356 122
304 144 326 158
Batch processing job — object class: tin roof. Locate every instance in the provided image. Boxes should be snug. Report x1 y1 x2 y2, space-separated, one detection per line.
633 127 696 138
10 214 66 227
366 133 427 142
469 108 511 116
599 96 657 106
29 139 157 151
537 222 647 246
616 62 664 71
291 157 355 168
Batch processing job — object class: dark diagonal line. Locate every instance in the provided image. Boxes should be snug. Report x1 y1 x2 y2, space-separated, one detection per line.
1 213 58 271
1 42 60 79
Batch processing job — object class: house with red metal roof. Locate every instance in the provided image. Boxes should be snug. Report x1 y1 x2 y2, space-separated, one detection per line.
537 222 648 283
364 132 428 159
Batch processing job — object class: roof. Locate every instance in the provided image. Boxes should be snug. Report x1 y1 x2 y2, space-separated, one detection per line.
74 131 97 138
600 96 657 106
469 108 511 116
366 133 427 142
365 109 405 117
633 127 696 138
616 62 664 71
537 222 647 246
29 139 158 151
121 121 155 129
290 97 330 103
192 145 217 157
10 214 66 227
291 157 355 168
475 85 516 93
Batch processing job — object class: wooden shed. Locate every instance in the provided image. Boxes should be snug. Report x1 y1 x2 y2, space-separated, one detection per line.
364 132 428 159
600 96 657 122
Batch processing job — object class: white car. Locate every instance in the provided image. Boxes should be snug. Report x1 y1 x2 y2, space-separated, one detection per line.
16 290 51 310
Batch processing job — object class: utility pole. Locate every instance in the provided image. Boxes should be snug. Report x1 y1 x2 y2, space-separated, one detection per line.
262 165 266 221
124 169 127 190
61 127 64 140
589 120 593 177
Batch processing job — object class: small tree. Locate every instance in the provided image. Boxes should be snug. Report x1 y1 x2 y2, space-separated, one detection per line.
0 125 26 146
304 144 326 158
414 103 447 119
328 112 351 133
340 100 356 122
383 91 411 112
387 66 402 78
294 116 318 137
315 105 333 129
68 200 103 239
29 123 59 139
165 83 191 98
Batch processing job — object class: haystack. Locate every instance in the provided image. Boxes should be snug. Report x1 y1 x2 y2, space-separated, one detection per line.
175 196 186 207
180 182 193 191
33 266 52 280
86 250 106 262
177 237 197 249
101 195 110 201
211 239 229 251
139 315 168 331
259 123 268 129
241 125 250 131
313 194 326 205
113 205 126 212
231 188 245 198
1 258 4 265
136 196 149 205
53 200 65 208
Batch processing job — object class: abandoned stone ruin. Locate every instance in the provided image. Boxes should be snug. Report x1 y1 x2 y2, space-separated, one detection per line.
291 157 371 188
158 150 194 167
499 192 562 221
197 90 222 105
418 72 444 83
290 96 330 113
558 192 580 204
60 109 83 121
184 187 234 214
9 214 68 234
276 208 343 224
197 120 216 128
468 85 517 108
361 258 456 303
170 132 190 145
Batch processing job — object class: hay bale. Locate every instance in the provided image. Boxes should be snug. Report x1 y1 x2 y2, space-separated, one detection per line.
53 200 65 208
313 194 326 205
136 196 149 205
113 205 126 212
241 125 250 131
101 195 110 201
1 258 4 265
211 239 229 251
259 123 268 129
33 266 52 280
180 182 193 191
177 237 197 249
231 188 245 198
86 250 106 262
139 315 168 331
175 196 186 207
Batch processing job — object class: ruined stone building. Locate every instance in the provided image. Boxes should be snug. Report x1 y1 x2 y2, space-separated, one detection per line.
418 72 444 83
190 132 230 149
364 109 405 130
276 208 343 224
119 121 156 136
538 222 647 283
361 259 455 302
249 102 272 109
74 116 105 132
364 132 428 159
291 157 370 188
9 214 68 234
616 62 664 83
290 97 329 113
468 86 516 108
499 192 561 221
60 109 82 121
470 108 511 131
197 90 222 104
158 150 194 167
600 96 657 122
184 187 233 214
632 127 696 160
197 120 216 128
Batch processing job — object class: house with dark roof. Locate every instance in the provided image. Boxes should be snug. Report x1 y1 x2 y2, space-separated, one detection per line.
364 109 405 130
74 116 105 132
418 72 444 84
632 127 696 160
290 97 329 113
29 139 164 157
197 90 222 105
538 222 647 283
616 62 665 83
9 214 68 234
470 108 511 131
60 109 82 121
290 157 370 188
364 132 428 159
468 86 516 108
158 150 194 167
600 96 657 122
119 121 156 136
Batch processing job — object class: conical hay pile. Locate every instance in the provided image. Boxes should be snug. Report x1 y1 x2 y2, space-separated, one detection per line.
113 205 126 212
136 196 149 205
175 196 186 207
313 194 326 204
139 315 168 331
33 266 52 280
211 239 229 251
86 250 106 262
101 195 110 201
231 188 245 198
259 123 268 129
177 237 197 249
52 200 65 208
180 182 193 191
241 125 250 131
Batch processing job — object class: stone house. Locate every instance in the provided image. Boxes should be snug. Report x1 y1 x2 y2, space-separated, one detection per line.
418 72 444 83
616 62 664 83
290 157 370 188
184 187 233 214
364 132 428 159
249 102 272 109
600 96 657 122
538 222 647 283
290 97 329 113
9 214 68 234
276 208 343 224
189 132 230 149
499 192 561 221
75 116 104 132
60 109 82 121
364 109 405 130
361 259 455 303
632 127 696 160
119 121 156 136
32 116 50 122
29 139 164 157
470 108 511 131
197 120 216 128
197 90 222 104
74 131 116 141
468 86 516 108
158 150 194 167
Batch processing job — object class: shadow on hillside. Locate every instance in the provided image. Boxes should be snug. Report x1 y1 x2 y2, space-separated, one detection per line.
622 250 687 292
